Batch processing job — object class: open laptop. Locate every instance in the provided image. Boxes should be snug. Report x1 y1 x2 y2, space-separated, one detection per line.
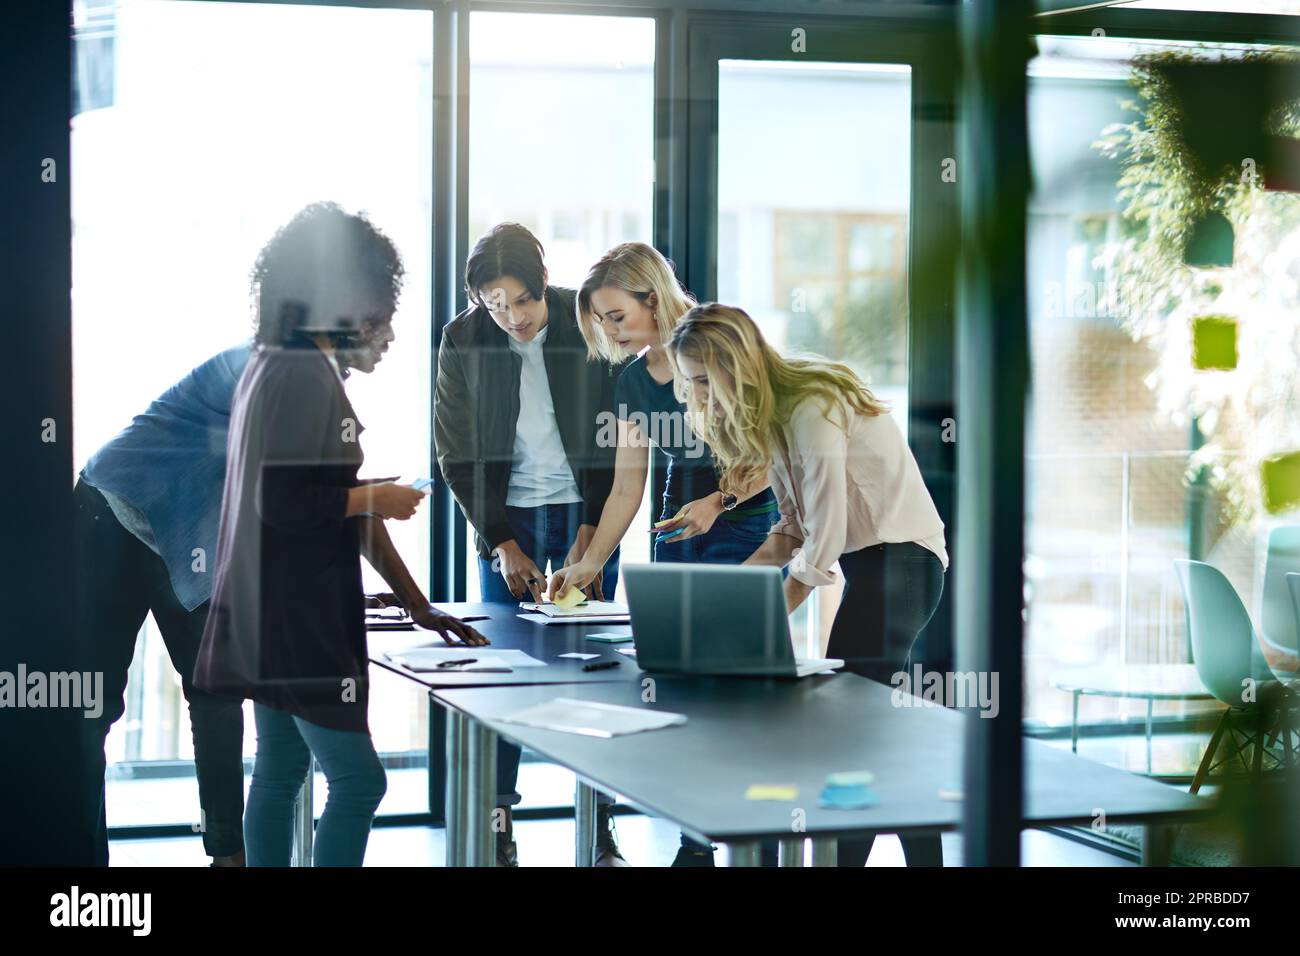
622 564 843 678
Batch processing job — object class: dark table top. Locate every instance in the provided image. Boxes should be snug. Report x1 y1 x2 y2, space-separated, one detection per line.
434 674 1210 843
368 601 640 690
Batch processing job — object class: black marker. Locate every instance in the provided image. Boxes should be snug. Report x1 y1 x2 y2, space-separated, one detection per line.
582 660 621 672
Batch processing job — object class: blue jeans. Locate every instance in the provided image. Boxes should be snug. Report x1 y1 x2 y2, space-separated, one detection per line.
244 704 387 867
477 501 620 807
653 500 778 565
75 480 245 863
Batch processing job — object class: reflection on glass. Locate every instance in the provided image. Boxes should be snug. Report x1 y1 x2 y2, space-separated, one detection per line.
718 59 912 653
1026 36 1298 756
1119 0 1300 12
718 60 911 430
466 11 656 602
72 0 434 788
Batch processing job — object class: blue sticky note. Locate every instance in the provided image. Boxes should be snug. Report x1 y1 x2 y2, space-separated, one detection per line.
825 770 875 788
585 633 633 644
818 784 880 810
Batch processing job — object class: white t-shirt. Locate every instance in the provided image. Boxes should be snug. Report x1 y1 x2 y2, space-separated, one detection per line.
506 324 583 508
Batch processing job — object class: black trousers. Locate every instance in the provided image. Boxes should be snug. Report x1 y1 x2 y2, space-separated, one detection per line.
74 480 246 862
829 541 945 867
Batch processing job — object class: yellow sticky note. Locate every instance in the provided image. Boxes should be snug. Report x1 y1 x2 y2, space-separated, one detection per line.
553 587 586 610
1261 451 1300 515
1191 315 1238 370
745 784 798 801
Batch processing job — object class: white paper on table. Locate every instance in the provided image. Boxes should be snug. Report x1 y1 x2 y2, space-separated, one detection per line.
498 697 686 738
517 613 630 627
519 600 629 619
385 647 546 671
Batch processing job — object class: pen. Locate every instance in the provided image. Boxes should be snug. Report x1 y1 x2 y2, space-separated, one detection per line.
436 658 478 669
654 528 686 544
582 660 621 672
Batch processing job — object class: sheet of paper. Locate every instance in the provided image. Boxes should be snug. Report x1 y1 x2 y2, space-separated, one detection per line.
385 647 546 671
499 697 686 738
366 608 413 631
519 600 630 619
557 652 600 660
366 621 416 632
518 613 630 627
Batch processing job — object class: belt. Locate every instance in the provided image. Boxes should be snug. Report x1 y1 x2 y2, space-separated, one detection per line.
719 499 779 521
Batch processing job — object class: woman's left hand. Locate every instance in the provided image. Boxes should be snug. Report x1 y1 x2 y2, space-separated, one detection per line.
655 493 725 543
410 605 490 646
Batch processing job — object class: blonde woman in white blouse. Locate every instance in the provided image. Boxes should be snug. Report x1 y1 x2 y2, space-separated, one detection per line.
668 303 949 867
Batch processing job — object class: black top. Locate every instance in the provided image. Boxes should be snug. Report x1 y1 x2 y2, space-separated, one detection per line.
614 355 776 511
614 355 718 505
195 344 370 733
434 286 623 559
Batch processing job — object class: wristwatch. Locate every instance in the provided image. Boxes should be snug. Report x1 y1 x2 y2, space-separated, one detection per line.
720 491 739 511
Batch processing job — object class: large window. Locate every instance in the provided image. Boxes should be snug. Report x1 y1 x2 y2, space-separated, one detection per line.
717 59 913 654
72 0 435 818
464 11 656 602
717 61 911 425
1025 35 1300 761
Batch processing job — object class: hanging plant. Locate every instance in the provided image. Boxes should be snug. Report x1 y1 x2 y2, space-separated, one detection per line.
1094 47 1300 529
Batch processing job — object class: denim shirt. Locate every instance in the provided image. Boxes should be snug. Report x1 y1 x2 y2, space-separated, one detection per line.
81 344 252 611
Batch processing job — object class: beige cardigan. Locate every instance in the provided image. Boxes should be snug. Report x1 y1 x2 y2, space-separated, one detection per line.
768 394 948 588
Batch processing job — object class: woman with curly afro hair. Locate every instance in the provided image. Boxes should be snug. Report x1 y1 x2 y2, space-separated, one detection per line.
196 203 486 866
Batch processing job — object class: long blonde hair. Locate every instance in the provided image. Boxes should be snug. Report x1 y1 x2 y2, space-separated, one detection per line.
576 242 697 362
667 304 890 493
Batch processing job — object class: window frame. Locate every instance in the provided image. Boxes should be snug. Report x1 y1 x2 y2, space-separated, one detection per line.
69 0 1300 836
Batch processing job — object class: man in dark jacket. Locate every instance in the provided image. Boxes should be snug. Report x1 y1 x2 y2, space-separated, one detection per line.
434 223 626 865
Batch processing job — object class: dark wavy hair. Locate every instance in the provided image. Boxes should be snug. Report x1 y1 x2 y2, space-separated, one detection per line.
251 202 405 347
464 222 546 309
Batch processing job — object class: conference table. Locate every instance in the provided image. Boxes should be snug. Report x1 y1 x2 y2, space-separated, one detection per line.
368 601 641 866
370 602 1210 867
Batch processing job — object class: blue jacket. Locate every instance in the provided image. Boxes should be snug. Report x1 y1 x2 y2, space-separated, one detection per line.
82 344 252 611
